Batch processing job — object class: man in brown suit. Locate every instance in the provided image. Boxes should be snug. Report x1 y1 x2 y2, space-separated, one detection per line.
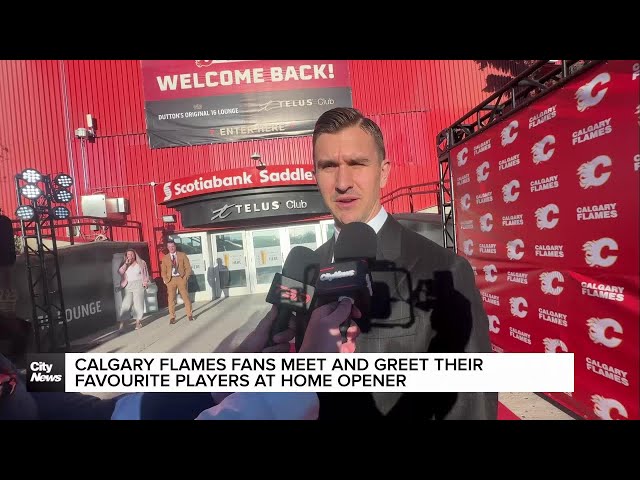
161 240 194 324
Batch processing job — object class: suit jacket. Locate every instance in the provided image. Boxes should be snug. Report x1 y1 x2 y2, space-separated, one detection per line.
315 215 497 420
161 251 192 285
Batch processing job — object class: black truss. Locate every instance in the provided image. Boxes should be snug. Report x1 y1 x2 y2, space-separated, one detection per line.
436 60 603 250
15 175 70 353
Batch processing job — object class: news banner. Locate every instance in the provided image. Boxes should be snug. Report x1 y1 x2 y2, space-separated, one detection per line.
25 352 574 393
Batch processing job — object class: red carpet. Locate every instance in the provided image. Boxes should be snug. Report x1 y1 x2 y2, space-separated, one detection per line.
498 402 520 420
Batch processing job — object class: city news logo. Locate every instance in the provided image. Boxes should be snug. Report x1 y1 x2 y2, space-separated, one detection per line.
26 354 65 392
162 182 173 201
575 72 610 112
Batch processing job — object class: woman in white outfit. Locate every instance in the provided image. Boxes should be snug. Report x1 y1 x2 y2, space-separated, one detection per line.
118 249 150 331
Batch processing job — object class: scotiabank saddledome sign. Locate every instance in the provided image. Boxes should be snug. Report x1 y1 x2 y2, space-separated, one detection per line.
157 165 315 204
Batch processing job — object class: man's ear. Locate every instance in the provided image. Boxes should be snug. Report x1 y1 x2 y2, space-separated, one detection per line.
380 159 391 189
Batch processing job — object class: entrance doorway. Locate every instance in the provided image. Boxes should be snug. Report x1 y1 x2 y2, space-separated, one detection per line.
208 222 328 297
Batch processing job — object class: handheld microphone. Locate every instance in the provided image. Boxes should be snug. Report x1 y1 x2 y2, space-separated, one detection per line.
265 246 319 346
315 222 377 342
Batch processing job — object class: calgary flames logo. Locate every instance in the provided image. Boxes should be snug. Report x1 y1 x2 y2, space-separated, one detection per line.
506 239 524 260
531 135 556 164
543 337 568 353
592 394 628 420
502 179 520 203
587 317 623 348
509 297 528 318
501 120 518 146
583 238 618 268
535 204 560 230
575 72 611 112
463 239 473 256
577 155 612 189
457 147 468 166
539 271 564 296
479 213 493 232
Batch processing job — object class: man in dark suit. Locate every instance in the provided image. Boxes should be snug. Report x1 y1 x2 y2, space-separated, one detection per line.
312 107 497 419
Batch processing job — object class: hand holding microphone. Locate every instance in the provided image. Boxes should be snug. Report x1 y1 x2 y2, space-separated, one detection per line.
299 299 361 353
315 222 377 343
264 246 320 347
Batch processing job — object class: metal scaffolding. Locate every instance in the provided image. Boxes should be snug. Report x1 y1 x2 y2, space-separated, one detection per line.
436 60 602 251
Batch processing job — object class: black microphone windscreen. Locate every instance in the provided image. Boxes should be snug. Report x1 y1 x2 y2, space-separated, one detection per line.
334 222 377 262
281 246 320 285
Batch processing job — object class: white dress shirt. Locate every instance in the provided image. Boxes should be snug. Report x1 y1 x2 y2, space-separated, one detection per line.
333 206 388 243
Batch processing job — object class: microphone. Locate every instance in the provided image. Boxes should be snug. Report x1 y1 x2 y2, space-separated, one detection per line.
315 222 377 342
265 246 319 346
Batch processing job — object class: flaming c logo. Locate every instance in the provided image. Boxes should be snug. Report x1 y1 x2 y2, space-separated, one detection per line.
543 338 568 353
539 271 564 296
457 147 468 166
587 317 623 348
506 239 524 260
509 297 528 318
195 60 216 68
575 72 611 112
501 120 518 146
488 315 500 334
531 135 556 164
577 155 612 189
460 193 471 211
463 239 473 256
162 182 172 201
483 264 497 283
535 204 559 230
476 161 490 182
583 237 618 267
502 179 520 203
592 395 628 420
479 213 493 232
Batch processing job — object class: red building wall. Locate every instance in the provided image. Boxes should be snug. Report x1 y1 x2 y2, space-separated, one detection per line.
0 60 517 274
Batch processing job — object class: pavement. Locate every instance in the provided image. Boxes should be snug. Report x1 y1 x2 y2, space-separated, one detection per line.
74 294 576 419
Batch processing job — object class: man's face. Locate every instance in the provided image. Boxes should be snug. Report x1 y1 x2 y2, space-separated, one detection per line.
314 126 391 228
167 243 177 254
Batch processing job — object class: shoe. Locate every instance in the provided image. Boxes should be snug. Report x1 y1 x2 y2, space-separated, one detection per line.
188 315 194 321
169 317 176 325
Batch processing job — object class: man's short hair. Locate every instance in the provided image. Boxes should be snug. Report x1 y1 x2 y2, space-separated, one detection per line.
166 240 176 246
312 107 386 162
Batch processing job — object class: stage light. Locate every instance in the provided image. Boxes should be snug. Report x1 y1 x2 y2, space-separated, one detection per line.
54 173 74 188
51 206 70 220
21 168 42 184
21 184 43 200
53 188 73 203
15 205 36 221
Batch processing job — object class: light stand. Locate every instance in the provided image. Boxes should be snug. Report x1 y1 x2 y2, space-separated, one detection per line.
14 169 73 353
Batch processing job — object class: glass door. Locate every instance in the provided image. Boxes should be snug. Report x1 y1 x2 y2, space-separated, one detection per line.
286 224 323 254
169 232 212 303
247 228 284 294
319 219 335 244
210 231 251 297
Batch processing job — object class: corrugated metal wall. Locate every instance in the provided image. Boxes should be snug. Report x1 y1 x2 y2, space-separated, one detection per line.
0 59 518 274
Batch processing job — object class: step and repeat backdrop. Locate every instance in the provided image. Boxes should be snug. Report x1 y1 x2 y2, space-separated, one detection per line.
451 60 639 420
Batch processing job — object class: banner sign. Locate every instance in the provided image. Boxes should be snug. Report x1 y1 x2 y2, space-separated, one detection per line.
157 165 316 204
450 60 640 420
141 60 353 149
177 190 329 228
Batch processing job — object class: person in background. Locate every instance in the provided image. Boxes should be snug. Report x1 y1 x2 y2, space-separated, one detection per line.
160 240 193 324
117 249 150 331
